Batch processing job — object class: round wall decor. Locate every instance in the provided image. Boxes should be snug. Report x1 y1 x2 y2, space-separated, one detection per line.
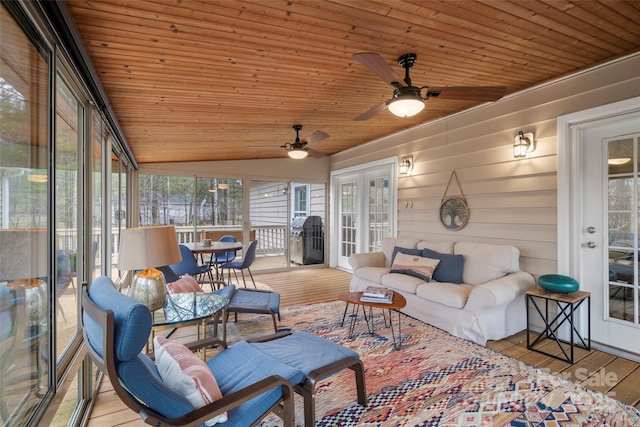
440 196 469 231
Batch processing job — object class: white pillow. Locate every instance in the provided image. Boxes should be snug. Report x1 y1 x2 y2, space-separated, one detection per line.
154 336 227 425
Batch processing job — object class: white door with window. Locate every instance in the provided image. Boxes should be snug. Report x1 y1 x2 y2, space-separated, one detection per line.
559 99 640 356
332 160 396 270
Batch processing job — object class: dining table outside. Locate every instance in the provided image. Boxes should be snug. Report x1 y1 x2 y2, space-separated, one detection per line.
183 240 244 280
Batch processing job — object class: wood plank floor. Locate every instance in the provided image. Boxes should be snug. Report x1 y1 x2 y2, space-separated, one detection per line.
87 268 640 426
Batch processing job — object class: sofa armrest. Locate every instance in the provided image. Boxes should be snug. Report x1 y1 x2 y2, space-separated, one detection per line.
464 271 535 313
348 252 386 270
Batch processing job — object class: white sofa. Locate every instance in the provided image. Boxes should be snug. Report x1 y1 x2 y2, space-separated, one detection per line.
348 237 535 345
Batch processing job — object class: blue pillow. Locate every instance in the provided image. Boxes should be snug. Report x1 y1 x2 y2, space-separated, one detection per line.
390 246 423 265
422 248 465 284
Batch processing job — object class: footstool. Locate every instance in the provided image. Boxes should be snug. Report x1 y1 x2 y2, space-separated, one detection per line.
249 331 367 427
225 288 281 340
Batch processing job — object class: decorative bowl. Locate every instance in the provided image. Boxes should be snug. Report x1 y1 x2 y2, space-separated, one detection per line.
538 274 579 293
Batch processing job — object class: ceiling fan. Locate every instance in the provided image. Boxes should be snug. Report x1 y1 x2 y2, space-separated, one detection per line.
248 125 329 159
353 52 507 121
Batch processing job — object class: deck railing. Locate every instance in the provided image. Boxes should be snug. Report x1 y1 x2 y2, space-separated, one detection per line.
56 225 289 269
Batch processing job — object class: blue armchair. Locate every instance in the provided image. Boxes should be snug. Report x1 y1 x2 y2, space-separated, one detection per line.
81 276 297 426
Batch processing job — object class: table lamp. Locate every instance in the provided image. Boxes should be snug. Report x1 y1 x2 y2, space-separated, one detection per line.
118 226 182 311
0 229 48 323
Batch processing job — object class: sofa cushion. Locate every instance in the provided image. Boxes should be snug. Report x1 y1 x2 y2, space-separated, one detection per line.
454 242 520 285
381 272 426 294
416 282 474 309
382 238 419 267
390 253 440 282
356 266 389 283
390 246 423 264
422 248 465 284
154 336 227 425
416 240 454 254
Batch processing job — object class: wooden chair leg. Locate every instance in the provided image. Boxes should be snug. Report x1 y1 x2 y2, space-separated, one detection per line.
247 268 256 288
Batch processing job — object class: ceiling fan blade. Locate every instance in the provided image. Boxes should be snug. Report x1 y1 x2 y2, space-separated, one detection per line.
353 53 406 87
427 86 507 101
305 130 329 145
306 147 326 158
247 145 281 149
353 100 391 121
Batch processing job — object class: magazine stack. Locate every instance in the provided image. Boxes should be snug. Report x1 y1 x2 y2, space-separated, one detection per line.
360 286 394 304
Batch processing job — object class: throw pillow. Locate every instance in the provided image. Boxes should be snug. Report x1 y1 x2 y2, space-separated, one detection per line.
422 248 465 284
154 336 227 425
390 246 423 265
166 274 204 293
390 252 440 282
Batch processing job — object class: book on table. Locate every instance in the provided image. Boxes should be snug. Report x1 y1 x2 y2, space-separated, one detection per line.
360 286 393 303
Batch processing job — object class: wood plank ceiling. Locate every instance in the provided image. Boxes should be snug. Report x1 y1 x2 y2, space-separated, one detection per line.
64 0 640 163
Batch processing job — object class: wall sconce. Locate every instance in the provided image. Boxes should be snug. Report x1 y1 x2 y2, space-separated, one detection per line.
513 131 534 159
399 156 413 174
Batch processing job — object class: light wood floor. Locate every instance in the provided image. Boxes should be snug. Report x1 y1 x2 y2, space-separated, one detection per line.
88 268 640 426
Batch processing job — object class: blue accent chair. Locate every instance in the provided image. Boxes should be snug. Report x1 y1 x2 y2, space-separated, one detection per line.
202 235 237 280
81 276 298 427
170 244 215 285
220 240 258 288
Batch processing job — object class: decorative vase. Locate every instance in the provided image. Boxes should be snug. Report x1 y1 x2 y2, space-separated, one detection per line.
538 274 579 293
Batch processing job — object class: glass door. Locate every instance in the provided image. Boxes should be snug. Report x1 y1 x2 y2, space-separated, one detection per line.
332 161 395 270
249 181 289 271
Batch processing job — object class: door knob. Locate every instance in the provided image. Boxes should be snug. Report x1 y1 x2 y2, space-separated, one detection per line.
587 226 596 234
587 241 596 249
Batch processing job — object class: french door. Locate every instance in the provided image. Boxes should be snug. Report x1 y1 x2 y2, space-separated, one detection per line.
582 117 640 354
333 161 396 270
560 99 640 356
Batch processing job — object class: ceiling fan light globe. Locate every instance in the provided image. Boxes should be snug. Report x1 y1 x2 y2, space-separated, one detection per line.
388 97 424 117
288 148 308 159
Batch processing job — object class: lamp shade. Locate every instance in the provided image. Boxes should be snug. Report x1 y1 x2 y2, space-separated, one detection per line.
0 229 48 281
118 226 181 271
288 148 308 159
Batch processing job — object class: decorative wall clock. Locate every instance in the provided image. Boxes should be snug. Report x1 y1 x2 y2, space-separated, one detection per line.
439 171 469 231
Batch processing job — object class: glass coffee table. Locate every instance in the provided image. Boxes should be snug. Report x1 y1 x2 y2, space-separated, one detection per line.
338 291 407 350
151 292 230 354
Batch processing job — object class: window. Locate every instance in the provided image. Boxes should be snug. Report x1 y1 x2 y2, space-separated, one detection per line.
293 184 309 217
0 5 51 423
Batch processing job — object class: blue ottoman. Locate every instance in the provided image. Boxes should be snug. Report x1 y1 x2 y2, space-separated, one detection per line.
226 288 281 334
249 331 367 427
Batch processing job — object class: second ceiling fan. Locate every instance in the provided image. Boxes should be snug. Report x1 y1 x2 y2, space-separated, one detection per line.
353 52 507 121
248 125 329 159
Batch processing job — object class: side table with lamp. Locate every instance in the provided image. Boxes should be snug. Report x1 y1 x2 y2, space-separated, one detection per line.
118 226 182 314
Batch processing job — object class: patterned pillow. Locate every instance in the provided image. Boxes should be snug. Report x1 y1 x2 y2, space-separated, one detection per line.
390 252 440 282
166 274 204 293
154 336 227 425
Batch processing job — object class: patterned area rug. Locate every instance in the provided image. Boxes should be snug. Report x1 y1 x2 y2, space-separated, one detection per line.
222 301 640 426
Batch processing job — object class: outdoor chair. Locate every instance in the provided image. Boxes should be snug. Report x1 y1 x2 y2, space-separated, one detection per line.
220 240 258 288
170 244 215 283
81 276 297 427
204 235 237 280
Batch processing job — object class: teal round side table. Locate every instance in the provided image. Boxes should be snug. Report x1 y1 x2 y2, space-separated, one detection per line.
538 274 579 293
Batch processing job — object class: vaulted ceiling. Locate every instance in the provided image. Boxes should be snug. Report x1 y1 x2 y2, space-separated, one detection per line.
63 0 640 163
